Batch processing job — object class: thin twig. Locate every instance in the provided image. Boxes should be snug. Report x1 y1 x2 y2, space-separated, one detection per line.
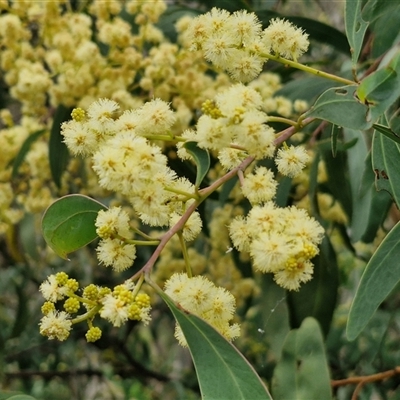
331 367 400 400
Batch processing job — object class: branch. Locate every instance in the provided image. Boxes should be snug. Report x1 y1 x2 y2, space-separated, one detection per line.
331 367 400 400
131 120 309 282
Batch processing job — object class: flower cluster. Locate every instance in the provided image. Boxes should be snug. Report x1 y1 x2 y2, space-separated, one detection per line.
185 8 309 82
178 84 276 165
229 202 324 291
275 145 310 178
164 273 240 346
39 272 151 341
62 98 203 233
95 206 137 272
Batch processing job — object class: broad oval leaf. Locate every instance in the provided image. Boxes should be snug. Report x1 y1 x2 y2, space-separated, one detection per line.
155 286 272 400
345 0 369 66
347 221 400 340
42 194 106 260
304 85 370 130
183 141 210 189
272 317 332 400
371 128 400 207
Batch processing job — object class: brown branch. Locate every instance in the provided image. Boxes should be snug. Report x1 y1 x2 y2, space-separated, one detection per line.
331 367 400 400
131 119 311 282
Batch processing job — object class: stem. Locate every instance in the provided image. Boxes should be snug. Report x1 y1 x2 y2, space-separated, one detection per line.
130 122 304 281
275 117 315 143
266 116 298 126
229 143 246 151
261 52 356 86
178 232 192 277
71 305 102 325
164 186 200 200
237 169 245 186
130 226 158 241
125 239 160 246
140 134 186 142
131 273 145 299
69 292 98 307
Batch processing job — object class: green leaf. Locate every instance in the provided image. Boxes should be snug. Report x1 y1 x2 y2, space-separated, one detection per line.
287 237 339 338
345 0 369 66
11 129 46 179
275 77 338 103
344 129 371 242
357 51 400 123
0 392 30 400
219 175 238 205
19 213 41 262
156 5 200 42
272 317 332 400
49 105 71 188
275 176 292 208
155 286 272 400
304 85 371 130
360 189 391 243
363 0 400 60
345 130 390 243
330 124 340 157
10 281 29 338
183 141 210 189
42 194 106 260
373 123 400 145
371 127 400 207
319 140 353 222
362 0 400 23
347 220 400 340
0 396 37 400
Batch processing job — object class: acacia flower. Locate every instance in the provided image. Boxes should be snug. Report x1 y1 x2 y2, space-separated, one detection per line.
275 145 310 178
263 18 309 61
95 206 132 239
96 238 137 272
100 294 129 327
39 274 68 302
241 166 277 204
39 311 72 341
164 273 240 346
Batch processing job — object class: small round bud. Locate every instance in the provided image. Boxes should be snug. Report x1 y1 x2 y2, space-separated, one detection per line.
83 284 99 301
85 326 102 342
135 293 151 308
66 278 79 292
64 297 80 314
98 287 112 298
41 301 56 315
71 107 86 122
128 304 141 320
201 100 223 119
55 272 69 286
